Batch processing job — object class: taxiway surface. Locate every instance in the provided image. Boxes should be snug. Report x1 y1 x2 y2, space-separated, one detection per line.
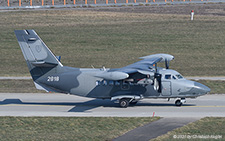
0 93 225 117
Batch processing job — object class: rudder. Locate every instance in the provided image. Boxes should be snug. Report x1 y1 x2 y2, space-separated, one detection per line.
15 30 63 80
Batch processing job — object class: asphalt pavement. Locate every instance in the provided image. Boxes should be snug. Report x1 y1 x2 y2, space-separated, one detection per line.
0 93 225 117
0 93 224 140
114 117 199 141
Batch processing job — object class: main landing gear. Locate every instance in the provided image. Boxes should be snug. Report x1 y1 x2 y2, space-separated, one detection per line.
119 99 130 108
119 99 139 108
111 95 142 108
175 98 186 106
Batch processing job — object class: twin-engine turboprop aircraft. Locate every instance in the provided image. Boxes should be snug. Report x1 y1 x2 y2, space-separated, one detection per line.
15 30 210 108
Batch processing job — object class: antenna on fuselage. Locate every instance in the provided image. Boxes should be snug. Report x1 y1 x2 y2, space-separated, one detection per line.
91 65 95 69
102 65 106 71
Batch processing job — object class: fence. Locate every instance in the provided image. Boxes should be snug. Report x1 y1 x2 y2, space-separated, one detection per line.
0 0 213 7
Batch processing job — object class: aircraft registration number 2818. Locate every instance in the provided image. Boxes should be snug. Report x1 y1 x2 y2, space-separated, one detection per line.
47 76 59 82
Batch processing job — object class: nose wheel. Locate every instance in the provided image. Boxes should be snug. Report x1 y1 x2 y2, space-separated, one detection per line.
175 99 182 106
175 98 186 106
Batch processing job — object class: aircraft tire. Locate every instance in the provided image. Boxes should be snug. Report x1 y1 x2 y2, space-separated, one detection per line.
175 99 182 106
119 99 129 108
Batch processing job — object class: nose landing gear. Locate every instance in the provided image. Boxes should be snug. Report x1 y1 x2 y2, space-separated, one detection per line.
175 98 186 106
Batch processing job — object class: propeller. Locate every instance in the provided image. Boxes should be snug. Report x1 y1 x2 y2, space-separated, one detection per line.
153 77 159 91
153 63 162 92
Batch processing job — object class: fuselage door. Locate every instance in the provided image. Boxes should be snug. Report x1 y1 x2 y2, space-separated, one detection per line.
162 81 172 96
161 74 172 96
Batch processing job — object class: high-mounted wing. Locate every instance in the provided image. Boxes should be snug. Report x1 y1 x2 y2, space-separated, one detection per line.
115 53 174 75
95 54 174 81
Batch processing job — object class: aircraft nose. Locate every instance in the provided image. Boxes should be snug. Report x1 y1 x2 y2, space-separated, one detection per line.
194 82 211 95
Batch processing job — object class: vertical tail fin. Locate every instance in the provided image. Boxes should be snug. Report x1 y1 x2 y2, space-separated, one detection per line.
15 30 63 91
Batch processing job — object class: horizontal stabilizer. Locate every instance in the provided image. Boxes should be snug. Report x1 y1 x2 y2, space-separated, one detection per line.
31 61 58 67
34 82 51 92
34 82 64 93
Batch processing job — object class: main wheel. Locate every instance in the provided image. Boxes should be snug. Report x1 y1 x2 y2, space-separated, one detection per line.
119 99 129 108
175 99 182 106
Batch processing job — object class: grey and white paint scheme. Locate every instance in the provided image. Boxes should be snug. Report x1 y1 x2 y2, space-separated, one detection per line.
15 30 210 108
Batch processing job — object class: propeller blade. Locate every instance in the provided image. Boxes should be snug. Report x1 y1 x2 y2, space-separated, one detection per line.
154 73 162 93
153 78 159 91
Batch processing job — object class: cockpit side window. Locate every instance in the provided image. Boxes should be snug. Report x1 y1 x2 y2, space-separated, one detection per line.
176 74 183 79
172 75 177 80
165 74 171 79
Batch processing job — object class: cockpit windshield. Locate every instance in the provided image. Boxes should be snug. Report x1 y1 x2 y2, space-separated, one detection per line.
164 73 184 80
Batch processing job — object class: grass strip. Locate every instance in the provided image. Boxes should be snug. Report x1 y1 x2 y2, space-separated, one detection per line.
0 116 159 140
0 10 225 76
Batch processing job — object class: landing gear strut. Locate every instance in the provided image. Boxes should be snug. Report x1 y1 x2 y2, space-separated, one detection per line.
111 95 142 108
129 100 138 105
175 98 186 106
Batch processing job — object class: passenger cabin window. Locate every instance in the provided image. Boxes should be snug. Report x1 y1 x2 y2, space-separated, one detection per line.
165 74 171 79
96 80 101 86
109 81 114 86
115 81 120 86
121 81 130 90
95 80 136 86
102 80 107 86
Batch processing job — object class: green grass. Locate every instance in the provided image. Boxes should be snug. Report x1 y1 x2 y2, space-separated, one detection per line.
0 117 159 140
152 117 225 141
0 79 42 93
0 10 225 76
0 79 224 94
